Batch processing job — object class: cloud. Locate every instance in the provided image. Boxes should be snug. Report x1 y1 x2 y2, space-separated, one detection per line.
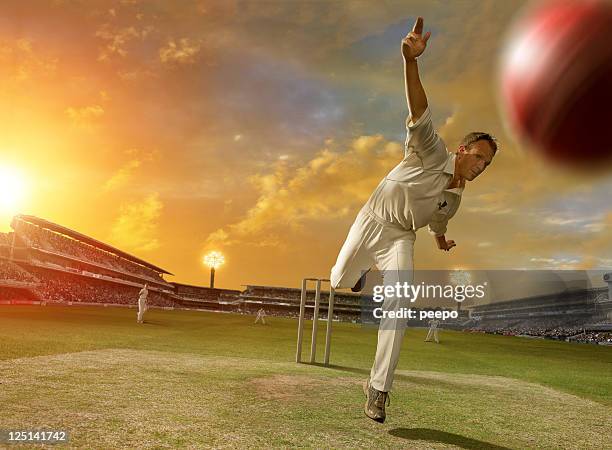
159 38 202 65
109 193 163 252
526 255 602 271
104 159 141 191
103 148 158 192
117 68 158 82
465 205 514 215
95 24 154 61
204 134 403 249
0 38 58 83
597 257 612 267
544 217 584 226
542 214 607 233
64 104 105 128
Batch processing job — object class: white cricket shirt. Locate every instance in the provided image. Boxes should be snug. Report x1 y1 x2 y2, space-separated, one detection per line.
364 107 463 236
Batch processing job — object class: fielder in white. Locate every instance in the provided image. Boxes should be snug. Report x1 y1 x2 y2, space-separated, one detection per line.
425 318 441 343
137 283 149 324
254 308 267 325
330 17 497 423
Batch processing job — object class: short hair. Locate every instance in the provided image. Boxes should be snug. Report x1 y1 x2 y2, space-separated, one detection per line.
461 132 498 154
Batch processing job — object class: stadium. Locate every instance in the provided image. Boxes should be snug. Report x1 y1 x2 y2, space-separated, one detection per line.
3 214 611 343
1 214 611 448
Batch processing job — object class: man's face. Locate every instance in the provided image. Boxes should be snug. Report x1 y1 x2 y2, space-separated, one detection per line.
457 141 495 181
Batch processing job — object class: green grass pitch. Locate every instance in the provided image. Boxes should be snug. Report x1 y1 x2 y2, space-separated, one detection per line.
0 305 610 449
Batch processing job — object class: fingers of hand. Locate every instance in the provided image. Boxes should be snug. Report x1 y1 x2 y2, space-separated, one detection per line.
403 40 418 53
412 16 424 34
409 18 431 45
404 32 420 43
403 32 427 49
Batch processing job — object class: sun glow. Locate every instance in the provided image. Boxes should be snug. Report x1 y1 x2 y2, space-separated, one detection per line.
0 165 27 215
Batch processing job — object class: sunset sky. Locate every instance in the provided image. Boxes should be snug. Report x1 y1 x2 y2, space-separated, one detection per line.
0 0 610 290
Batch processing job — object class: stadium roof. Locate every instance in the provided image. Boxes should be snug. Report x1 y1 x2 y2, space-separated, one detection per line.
14 214 173 275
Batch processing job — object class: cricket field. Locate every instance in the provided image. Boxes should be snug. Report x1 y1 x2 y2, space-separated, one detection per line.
0 305 610 449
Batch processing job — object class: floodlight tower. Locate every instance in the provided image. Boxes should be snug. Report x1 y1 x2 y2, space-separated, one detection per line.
204 251 225 288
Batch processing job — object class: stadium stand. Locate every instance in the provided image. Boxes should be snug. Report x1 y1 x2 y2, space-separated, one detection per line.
466 284 612 344
12 215 169 285
1 259 39 283
171 282 241 311
238 285 363 321
1 215 178 308
29 267 176 307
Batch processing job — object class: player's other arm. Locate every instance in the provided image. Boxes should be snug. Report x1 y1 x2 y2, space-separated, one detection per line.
428 211 456 252
435 235 456 252
402 17 431 125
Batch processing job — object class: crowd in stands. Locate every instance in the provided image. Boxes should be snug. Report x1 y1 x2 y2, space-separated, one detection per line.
27 268 176 307
467 317 612 344
0 232 10 246
0 233 11 258
470 324 581 338
568 331 612 345
0 286 38 301
180 291 227 302
0 260 39 284
242 285 361 307
174 285 362 321
183 298 355 321
14 220 164 283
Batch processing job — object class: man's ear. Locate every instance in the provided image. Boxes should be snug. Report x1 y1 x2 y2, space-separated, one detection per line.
457 144 466 154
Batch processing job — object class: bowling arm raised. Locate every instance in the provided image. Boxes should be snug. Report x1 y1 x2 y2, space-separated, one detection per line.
404 58 428 125
402 17 430 125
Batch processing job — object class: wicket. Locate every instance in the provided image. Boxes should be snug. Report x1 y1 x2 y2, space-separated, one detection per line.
295 278 335 366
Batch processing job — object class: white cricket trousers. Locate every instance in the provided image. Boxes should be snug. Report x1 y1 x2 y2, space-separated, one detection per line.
137 299 146 323
330 208 415 392
425 327 439 343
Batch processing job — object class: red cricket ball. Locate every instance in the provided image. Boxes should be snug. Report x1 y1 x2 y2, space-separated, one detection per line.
499 0 612 168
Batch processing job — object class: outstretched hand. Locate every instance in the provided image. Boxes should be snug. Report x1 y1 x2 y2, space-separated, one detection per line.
439 239 456 251
402 16 431 60
435 235 456 252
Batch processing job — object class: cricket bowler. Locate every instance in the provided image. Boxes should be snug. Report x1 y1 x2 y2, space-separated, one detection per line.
330 17 497 423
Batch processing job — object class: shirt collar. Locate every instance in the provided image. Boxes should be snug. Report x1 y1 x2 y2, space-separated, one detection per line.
444 151 456 175
444 153 464 195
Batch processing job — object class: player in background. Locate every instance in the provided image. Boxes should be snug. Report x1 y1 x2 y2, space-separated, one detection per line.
137 283 148 324
425 318 441 343
254 308 267 325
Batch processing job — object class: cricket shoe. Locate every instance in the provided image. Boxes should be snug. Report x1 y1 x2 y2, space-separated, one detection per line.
351 269 370 293
363 378 390 423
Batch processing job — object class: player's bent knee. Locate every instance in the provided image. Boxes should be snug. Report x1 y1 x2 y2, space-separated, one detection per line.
330 269 356 290
330 268 343 289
